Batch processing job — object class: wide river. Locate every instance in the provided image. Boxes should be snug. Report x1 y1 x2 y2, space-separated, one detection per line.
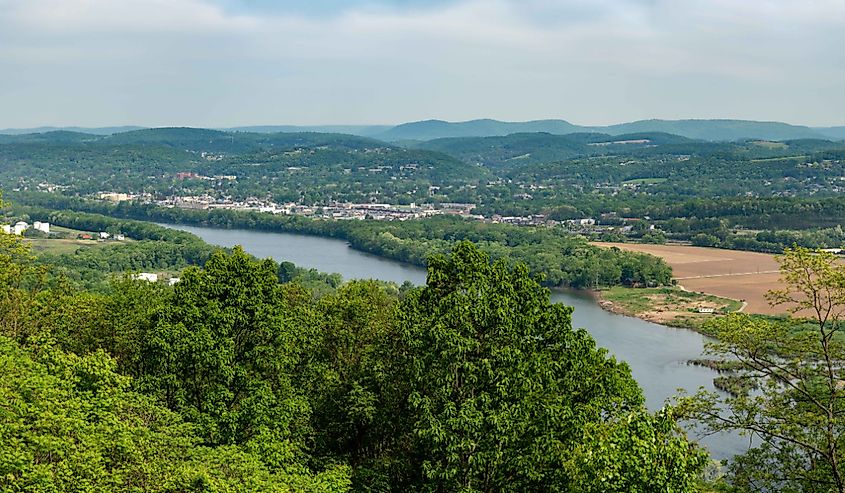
164 223 748 459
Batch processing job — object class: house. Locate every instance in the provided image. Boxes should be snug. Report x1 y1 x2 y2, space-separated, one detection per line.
33 221 50 234
99 232 110 240
13 221 28 235
697 307 715 314
1 225 9 235
578 218 596 226
80 233 93 240
115 234 125 241
134 273 158 282
168 277 180 286
99 192 132 202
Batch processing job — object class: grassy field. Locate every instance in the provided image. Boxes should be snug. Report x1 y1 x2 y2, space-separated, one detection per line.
592 242 786 315
750 140 788 149
598 286 743 329
621 177 668 185
49 224 96 235
23 225 130 255
25 237 110 255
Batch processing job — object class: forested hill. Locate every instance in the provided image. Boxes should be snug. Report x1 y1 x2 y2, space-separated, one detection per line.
0 125 145 135
375 118 842 142
414 132 844 169
415 132 695 168
0 130 101 144
0 127 387 152
0 127 486 199
376 119 584 141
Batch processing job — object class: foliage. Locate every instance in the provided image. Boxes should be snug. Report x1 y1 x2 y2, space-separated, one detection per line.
0 194 708 491
0 336 350 493
137 247 315 448
682 248 845 492
399 241 706 492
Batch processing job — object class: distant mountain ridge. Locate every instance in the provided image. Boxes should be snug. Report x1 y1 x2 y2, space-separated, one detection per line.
0 126 146 135
377 119 584 141
376 118 840 142
815 126 845 140
224 125 391 136
3 118 844 142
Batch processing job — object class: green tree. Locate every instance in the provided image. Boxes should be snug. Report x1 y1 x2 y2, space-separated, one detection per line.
309 280 418 490
0 335 351 493
684 247 845 492
137 247 314 449
399 241 706 492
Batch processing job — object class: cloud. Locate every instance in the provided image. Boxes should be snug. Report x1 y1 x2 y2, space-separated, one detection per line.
0 0 842 127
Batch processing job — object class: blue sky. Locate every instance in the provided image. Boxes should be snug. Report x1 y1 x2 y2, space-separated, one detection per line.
0 0 843 128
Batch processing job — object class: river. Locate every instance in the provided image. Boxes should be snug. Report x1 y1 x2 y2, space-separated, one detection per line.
163 223 748 460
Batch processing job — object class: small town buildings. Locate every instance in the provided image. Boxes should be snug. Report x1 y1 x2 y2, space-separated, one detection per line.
13 221 28 235
1 225 10 234
698 307 715 314
99 192 133 202
134 273 158 282
99 232 110 240
33 221 50 234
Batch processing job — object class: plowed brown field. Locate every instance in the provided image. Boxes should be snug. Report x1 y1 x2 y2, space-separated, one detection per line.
592 242 786 315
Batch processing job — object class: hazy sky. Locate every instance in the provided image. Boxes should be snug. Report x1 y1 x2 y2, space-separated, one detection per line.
1 0 843 128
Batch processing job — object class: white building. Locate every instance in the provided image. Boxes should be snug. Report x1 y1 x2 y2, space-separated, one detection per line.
134 273 158 282
168 277 180 286
115 234 125 241
13 221 28 235
33 221 50 234
99 232 110 240
1 225 10 235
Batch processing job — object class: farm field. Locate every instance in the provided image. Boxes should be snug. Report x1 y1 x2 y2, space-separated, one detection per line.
25 237 110 255
23 225 131 255
591 242 786 315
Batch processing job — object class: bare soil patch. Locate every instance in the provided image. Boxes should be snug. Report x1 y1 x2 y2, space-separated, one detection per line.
592 242 787 315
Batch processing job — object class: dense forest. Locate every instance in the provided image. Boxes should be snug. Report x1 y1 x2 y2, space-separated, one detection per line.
4 202 844 491
0 222 708 492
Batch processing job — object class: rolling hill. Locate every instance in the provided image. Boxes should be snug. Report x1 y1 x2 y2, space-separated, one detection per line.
375 118 839 142
415 132 696 168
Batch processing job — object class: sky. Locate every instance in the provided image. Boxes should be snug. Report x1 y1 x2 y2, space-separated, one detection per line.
0 0 843 128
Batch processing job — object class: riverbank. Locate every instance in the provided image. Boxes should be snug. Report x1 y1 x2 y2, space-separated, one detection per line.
592 286 744 333
591 241 787 315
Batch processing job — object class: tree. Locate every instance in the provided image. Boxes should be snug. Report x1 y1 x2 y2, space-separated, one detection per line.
137 247 314 449
0 206 48 343
399 241 706 492
308 280 418 490
684 247 845 492
0 335 351 493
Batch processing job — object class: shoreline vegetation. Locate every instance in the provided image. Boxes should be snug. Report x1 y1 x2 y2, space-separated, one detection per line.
592 286 744 333
5 193 774 333
6 193 675 289
6 192 795 337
